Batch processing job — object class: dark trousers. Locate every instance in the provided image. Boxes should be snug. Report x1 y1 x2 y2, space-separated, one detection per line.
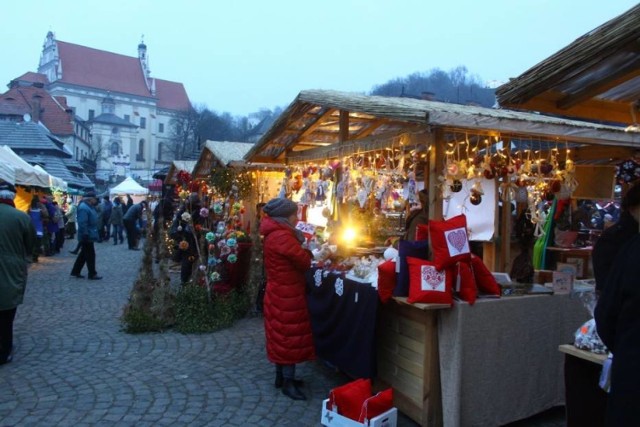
0 308 17 362
181 255 194 283
71 241 97 277
111 224 124 244
124 219 138 249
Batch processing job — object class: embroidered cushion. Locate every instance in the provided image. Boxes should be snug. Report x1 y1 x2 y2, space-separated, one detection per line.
429 214 471 270
450 261 477 305
358 388 394 423
328 378 372 421
377 260 397 303
416 223 430 241
406 257 453 305
470 254 501 296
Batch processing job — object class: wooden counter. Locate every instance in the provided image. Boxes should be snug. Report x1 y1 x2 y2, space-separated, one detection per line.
558 344 607 365
377 297 449 427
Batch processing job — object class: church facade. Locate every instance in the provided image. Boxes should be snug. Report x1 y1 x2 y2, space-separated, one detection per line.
37 31 192 183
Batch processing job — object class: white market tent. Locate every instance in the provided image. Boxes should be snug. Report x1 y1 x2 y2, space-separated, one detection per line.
110 176 149 204
0 145 50 188
33 164 68 191
0 156 15 184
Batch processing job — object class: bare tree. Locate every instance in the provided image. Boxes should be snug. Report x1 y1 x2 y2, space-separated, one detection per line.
167 107 201 160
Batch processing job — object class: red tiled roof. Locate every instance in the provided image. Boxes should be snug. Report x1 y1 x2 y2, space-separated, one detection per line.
57 40 151 97
56 41 191 110
13 72 49 85
155 78 191 111
0 85 73 135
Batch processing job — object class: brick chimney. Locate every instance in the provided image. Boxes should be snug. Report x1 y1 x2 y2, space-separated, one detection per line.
31 94 43 123
421 91 436 101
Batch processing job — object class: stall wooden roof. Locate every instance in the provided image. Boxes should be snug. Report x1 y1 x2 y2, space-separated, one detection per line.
164 160 197 184
244 89 640 164
192 140 287 180
496 4 640 126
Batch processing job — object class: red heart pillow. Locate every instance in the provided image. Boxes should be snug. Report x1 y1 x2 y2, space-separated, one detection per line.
406 257 453 305
358 388 393 423
377 260 397 303
470 254 501 296
416 223 429 241
449 261 477 305
429 214 471 270
329 378 372 421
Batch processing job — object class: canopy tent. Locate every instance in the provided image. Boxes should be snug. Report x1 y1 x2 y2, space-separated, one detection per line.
33 164 68 191
110 176 149 204
0 157 15 185
0 145 50 188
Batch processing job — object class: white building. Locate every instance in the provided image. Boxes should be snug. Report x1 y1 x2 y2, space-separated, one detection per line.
37 31 192 183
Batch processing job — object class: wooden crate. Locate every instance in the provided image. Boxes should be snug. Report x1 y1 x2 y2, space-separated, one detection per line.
377 297 448 427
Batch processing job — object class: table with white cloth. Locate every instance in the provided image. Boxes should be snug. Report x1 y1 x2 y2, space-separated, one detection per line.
438 294 590 427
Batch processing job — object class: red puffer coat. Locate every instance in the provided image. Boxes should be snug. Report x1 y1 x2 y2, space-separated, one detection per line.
260 216 315 364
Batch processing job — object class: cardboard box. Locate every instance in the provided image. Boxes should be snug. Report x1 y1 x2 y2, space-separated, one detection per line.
321 399 398 427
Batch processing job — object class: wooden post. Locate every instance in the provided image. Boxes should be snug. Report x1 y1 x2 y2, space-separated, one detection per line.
428 129 444 220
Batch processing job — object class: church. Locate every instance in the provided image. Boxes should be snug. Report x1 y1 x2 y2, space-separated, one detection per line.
36 31 192 184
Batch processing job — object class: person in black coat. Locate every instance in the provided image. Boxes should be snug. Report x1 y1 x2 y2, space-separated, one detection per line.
594 183 640 426
592 184 640 294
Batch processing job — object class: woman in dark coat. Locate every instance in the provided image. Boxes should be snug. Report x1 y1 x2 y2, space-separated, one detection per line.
260 198 314 400
595 186 640 426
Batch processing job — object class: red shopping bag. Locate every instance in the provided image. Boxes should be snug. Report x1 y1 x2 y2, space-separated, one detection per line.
327 378 372 421
358 388 393 423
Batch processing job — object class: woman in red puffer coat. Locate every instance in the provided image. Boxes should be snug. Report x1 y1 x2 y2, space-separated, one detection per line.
260 198 314 401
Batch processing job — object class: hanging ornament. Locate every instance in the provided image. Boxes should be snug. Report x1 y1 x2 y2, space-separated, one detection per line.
470 191 482 205
450 179 463 193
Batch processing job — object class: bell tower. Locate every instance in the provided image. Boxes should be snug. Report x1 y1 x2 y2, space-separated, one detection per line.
138 35 155 95
38 31 62 82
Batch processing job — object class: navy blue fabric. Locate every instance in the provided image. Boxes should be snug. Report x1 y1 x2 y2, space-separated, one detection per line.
306 268 378 378
394 240 430 296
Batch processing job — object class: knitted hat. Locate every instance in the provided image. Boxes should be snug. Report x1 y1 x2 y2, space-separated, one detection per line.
0 182 16 193
263 198 298 218
0 182 16 200
83 190 97 198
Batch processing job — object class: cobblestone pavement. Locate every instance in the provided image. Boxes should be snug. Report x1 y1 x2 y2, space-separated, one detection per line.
0 239 564 426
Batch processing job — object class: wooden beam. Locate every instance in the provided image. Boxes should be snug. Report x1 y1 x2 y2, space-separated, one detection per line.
299 108 336 138
556 65 640 110
572 145 637 162
286 130 430 164
352 118 386 139
339 110 349 143
503 92 634 126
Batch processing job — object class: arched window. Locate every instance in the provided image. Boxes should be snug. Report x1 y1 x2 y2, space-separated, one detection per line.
110 142 120 156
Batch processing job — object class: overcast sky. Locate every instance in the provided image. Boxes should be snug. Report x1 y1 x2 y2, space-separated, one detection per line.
1 0 636 117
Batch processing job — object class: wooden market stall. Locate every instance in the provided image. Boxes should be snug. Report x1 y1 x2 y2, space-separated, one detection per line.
244 89 639 426
192 140 286 232
494 5 640 427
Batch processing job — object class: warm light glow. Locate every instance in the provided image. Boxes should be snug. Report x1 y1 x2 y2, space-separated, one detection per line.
341 225 358 246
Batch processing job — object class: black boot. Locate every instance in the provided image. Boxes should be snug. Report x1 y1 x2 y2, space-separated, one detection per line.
275 371 304 389
281 379 306 400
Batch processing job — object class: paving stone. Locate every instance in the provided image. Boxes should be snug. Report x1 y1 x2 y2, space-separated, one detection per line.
0 239 563 426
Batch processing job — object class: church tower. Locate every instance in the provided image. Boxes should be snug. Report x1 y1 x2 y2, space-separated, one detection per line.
38 31 62 82
138 36 155 95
